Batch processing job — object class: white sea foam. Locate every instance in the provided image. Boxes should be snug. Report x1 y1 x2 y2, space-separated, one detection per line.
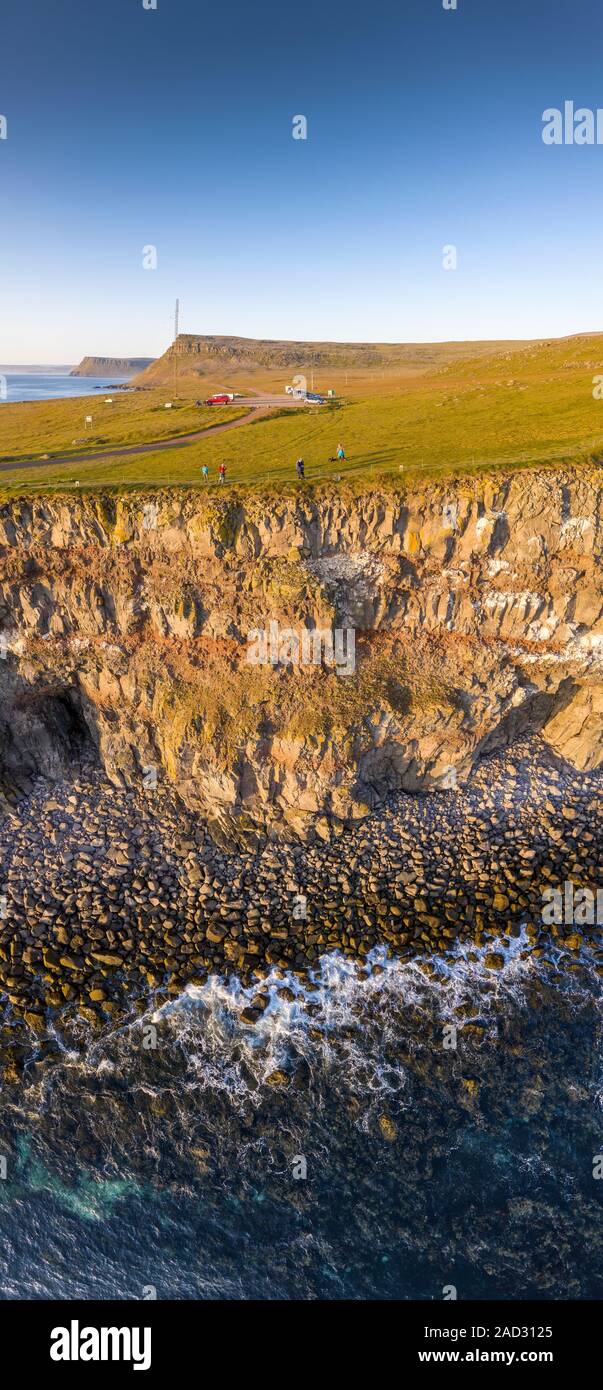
90 928 595 1129
3 933 601 1302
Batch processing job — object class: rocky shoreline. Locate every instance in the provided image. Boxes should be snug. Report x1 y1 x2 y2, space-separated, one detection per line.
0 734 601 1083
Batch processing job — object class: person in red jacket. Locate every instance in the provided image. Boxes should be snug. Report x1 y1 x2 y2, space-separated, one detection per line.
218 462 226 484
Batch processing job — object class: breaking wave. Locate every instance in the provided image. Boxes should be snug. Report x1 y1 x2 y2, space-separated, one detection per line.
0 935 601 1300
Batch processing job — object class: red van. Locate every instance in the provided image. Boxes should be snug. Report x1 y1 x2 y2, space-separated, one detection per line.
206 393 233 406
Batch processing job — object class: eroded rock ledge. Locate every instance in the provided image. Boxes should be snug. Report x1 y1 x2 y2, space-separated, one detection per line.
0 466 601 841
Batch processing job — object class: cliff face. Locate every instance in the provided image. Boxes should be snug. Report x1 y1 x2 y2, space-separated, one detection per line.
70 357 154 378
0 467 601 843
138 334 443 381
134 333 515 384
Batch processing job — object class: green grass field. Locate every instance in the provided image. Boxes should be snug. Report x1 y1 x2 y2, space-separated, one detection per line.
1 333 603 495
0 389 247 464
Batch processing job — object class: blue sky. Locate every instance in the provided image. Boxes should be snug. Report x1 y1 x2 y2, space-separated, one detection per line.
1 0 603 360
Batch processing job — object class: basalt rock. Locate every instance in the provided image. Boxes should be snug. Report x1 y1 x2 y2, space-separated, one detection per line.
0 467 601 838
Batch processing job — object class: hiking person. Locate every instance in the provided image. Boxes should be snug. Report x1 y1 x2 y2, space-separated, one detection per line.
295 458 305 479
219 462 226 484
337 442 346 461
201 464 209 481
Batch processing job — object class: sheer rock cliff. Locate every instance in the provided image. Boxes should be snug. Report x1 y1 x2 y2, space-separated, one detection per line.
0 466 600 843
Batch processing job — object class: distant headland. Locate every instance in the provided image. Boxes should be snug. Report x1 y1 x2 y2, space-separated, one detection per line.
70 356 155 377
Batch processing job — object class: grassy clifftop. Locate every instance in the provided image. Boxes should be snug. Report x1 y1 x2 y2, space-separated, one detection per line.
1 331 603 495
0 391 246 468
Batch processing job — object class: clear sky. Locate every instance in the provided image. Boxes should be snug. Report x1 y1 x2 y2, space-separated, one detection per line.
1 0 602 361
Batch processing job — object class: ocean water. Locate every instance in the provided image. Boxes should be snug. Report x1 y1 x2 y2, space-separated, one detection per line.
0 932 601 1301
0 374 134 404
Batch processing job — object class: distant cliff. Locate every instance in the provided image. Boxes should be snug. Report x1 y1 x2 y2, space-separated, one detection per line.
133 333 517 384
70 356 155 378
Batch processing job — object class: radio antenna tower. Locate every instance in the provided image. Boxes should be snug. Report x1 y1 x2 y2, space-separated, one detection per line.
173 298 180 394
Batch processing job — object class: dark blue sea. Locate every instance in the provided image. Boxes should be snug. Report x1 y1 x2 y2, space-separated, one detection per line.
0 374 134 404
0 934 601 1301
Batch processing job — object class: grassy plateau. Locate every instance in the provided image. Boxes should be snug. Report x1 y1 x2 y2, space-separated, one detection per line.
1 332 603 495
0 390 247 464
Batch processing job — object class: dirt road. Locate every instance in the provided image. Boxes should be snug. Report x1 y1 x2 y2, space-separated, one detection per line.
0 395 303 475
